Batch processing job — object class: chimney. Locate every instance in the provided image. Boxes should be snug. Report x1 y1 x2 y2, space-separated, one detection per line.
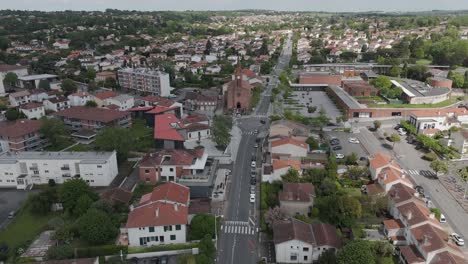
384 173 388 180
155 207 159 218
429 212 435 219
407 210 412 220
174 203 178 211
402 174 406 178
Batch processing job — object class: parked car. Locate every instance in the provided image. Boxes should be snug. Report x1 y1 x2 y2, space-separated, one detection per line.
250 178 257 185
332 145 342 151
260 119 266 124
348 137 360 144
336 153 345 159
251 161 256 168
399 130 407 136
250 185 256 194
440 214 446 223
251 170 256 178
250 194 256 203
451 233 465 246
8 211 15 219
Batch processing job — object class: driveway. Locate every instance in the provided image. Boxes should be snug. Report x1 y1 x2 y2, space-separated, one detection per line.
0 189 32 230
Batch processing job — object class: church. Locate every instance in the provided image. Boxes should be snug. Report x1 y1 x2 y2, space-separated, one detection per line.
224 63 253 112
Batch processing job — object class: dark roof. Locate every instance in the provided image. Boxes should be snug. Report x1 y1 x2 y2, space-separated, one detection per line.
101 188 132 204
312 223 341 248
19 102 43 110
47 96 68 103
54 106 129 123
0 119 41 137
139 148 204 167
0 64 27 72
185 122 210 132
139 182 190 206
273 218 316 245
279 183 315 203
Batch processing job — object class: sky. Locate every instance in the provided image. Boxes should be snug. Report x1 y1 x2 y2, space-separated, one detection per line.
1 0 468 12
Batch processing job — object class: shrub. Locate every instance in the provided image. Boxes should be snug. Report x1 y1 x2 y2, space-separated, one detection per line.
46 245 74 260
76 245 128 258
422 152 438 161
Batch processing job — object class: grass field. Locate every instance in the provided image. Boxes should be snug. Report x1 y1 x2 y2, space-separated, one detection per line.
416 59 432 65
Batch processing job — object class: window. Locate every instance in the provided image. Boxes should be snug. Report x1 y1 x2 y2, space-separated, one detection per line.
45 170 49 173
176 225 181 230
290 255 297 261
164 225 173 232
149 227 155 232
146 178 150 182
97 165 102 168
170 168 174 172
145 169 150 174
170 235 176 241
303 247 309 252
304 256 308 261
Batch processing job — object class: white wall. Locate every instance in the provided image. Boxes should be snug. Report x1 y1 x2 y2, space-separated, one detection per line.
186 129 210 141
128 224 187 247
275 239 314 264
20 107 46 120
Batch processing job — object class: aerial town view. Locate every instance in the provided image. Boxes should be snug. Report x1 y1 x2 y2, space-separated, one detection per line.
0 0 468 264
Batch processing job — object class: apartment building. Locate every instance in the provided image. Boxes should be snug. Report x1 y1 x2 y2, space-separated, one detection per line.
118 68 172 97
0 151 118 189
0 120 46 152
53 106 132 131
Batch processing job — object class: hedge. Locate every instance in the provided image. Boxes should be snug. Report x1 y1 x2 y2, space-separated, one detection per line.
128 242 198 254
76 245 128 258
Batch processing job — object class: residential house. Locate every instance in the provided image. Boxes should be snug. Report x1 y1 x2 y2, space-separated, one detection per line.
53 39 70 49
105 94 135 111
93 91 118 107
408 108 468 136
154 114 186 150
369 153 402 180
0 151 118 189
270 137 308 159
68 92 93 106
19 103 46 120
101 187 133 205
9 90 31 107
138 147 207 184
263 159 302 183
279 183 315 216
125 182 189 246
447 129 468 159
43 96 71 112
29 89 51 103
273 218 341 263
95 71 116 82
269 120 309 138
182 115 210 142
0 120 46 152
53 106 132 131
0 64 28 95
184 91 218 112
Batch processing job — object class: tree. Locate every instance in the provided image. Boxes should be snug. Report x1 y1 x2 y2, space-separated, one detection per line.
85 100 98 107
46 245 74 260
338 240 375 264
38 79 51 90
61 79 78 95
85 68 96 81
189 214 216 240
197 234 215 264
3 72 17 87
345 153 358 165
204 39 212 55
29 187 58 215
77 209 118 245
430 160 448 176
39 118 70 149
389 65 401 77
264 206 287 227
371 76 392 90
58 179 98 215
448 71 465 88
0 36 11 51
94 127 134 163
326 156 338 179
5 108 26 121
74 194 94 217
389 133 401 149
373 241 394 257
317 195 362 227
373 120 382 131
212 115 232 148
306 136 319 149
281 168 301 183
346 166 370 180
317 249 338 264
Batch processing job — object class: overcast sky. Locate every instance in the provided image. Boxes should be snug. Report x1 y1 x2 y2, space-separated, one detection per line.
2 0 468 12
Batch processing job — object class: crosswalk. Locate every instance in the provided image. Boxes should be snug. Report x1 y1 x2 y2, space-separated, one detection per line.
242 131 257 135
221 221 256 235
403 169 436 178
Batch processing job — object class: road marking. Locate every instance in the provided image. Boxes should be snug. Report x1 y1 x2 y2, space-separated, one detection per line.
249 217 255 226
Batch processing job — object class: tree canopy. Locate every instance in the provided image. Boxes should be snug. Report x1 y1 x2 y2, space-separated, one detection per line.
77 209 118 245
58 178 98 215
338 240 375 264
94 127 133 163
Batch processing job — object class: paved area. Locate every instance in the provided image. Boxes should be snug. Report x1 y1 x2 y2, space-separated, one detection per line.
289 91 342 121
21 230 54 258
326 131 368 158
363 229 385 241
185 138 225 157
0 189 32 230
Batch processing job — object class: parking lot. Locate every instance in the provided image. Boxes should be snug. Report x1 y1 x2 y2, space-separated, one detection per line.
326 131 369 160
0 189 31 230
287 91 342 121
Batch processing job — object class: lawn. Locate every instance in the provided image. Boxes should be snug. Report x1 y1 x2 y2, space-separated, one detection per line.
129 119 153 152
0 203 58 254
416 59 432 65
368 97 462 109
67 143 93 152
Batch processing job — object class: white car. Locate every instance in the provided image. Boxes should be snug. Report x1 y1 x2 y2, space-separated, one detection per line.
250 194 256 203
348 138 360 144
336 153 345 159
439 214 446 223
451 233 465 246
399 131 407 136
251 161 256 168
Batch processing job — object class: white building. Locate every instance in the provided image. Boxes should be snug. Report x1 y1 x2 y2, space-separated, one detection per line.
9 90 31 106
0 151 118 189
105 94 135 111
43 96 71 112
408 108 468 136
125 182 189 247
118 68 172 97
0 65 29 95
68 92 93 106
53 39 70 49
19 103 46 120
273 219 341 263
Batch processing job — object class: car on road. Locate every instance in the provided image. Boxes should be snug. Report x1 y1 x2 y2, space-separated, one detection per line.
260 120 266 124
250 177 257 185
336 153 345 159
8 211 15 219
440 214 446 223
330 140 340 146
251 170 256 178
348 137 360 144
251 161 256 168
451 233 465 246
250 194 255 203
250 185 256 194
332 145 342 151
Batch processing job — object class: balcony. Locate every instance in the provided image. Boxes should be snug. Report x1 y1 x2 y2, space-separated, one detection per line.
60 166 70 171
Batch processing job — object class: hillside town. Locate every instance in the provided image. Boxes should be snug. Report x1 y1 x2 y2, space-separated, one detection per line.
0 7 467 264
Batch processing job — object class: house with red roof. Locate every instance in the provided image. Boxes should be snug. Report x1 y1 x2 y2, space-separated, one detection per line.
0 119 45 151
263 159 302 183
270 137 308 158
408 108 468 136
68 91 93 106
154 113 187 149
53 106 132 131
125 182 190 246
279 183 315 216
181 115 211 142
369 153 402 180
138 147 207 184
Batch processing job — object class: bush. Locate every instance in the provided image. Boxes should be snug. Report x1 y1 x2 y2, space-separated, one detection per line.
189 214 215 240
46 245 74 260
422 152 438 161
76 245 128 258
430 208 441 220
307 106 317 113
127 243 198 254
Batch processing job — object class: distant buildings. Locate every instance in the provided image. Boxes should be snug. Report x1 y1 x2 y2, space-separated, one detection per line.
117 68 172 97
0 151 118 189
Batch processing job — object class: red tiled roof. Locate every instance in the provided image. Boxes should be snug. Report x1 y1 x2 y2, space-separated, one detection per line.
142 95 176 107
95 91 118 100
388 183 420 204
366 183 385 195
400 245 425 264
279 183 315 202
0 64 27 72
70 91 90 97
272 159 301 171
146 105 179 115
370 153 400 170
126 201 188 228
101 188 132 204
139 182 190 206
139 148 204 167
379 167 413 186
273 218 315 245
410 108 468 118
383 219 404 230
185 123 210 133
410 223 447 253
0 119 41 137
182 115 209 125
312 223 341 248
299 74 342 85
127 106 154 112
154 113 185 141
430 251 467 264
54 106 129 123
271 137 308 149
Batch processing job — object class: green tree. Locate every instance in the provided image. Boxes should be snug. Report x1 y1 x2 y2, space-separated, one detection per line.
212 115 232 148
389 65 401 77
58 178 98 215
85 100 98 107
77 209 118 245
371 76 392 90
345 153 358 165
38 79 51 90
29 187 58 215
373 120 382 131
317 195 362 227
390 133 401 149
317 249 338 264
326 156 338 179
189 214 216 240
39 118 71 149
430 160 448 175
0 36 11 50
94 127 133 163
86 68 97 81
197 234 215 263
61 78 78 95
338 240 375 264
281 168 301 183
448 71 465 88
5 108 26 121
74 194 94 217
3 72 18 87
306 137 319 149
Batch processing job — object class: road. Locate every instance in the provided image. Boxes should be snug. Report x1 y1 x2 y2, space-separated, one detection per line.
217 34 293 264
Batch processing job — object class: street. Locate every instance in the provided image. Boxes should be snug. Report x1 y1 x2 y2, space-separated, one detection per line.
217 33 293 264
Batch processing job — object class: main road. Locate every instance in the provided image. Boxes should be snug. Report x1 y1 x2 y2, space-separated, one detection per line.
217 34 293 264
